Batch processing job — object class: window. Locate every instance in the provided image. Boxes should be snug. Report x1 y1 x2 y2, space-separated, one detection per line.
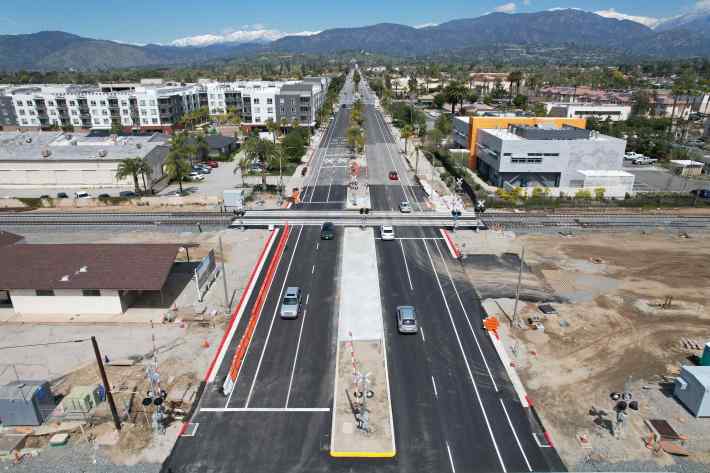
103 119 109 124
90 100 97 106
36 289 55 296
94 118 101 124
253 98 260 104
82 289 101 296
267 98 273 104
26 100 33 106
140 100 146 106
102 110 108 115
18 109 25 115
48 101 55 106
543 153 559 157
267 107 273 113
100 100 106 106
152 118 158 124
121 101 128 106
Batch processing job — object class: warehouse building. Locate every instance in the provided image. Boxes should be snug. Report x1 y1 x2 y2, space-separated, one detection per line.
0 130 169 189
0 243 184 315
474 124 634 197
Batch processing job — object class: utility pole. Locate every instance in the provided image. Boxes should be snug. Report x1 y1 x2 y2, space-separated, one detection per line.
415 147 420 179
219 236 230 311
511 246 525 329
91 336 121 431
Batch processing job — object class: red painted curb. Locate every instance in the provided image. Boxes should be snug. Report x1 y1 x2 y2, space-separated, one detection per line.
178 421 188 437
202 228 278 383
525 395 533 407
544 431 554 447
441 229 461 258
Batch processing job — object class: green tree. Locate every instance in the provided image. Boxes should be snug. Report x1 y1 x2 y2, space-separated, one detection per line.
282 129 306 163
194 133 209 161
512 94 528 109
507 71 524 97
594 187 606 200
433 93 445 110
136 157 153 193
115 157 142 194
110 120 123 135
347 125 364 154
242 136 280 187
265 118 280 144
233 154 250 188
442 81 468 115
434 114 452 137
400 125 414 154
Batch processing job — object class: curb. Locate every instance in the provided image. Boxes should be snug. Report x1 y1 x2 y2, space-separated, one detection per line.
440 228 461 259
330 450 397 458
203 227 280 383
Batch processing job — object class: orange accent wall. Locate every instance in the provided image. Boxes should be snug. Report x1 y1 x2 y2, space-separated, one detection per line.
467 117 587 170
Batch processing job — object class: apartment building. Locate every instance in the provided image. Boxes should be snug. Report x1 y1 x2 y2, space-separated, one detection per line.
0 77 329 133
545 103 631 122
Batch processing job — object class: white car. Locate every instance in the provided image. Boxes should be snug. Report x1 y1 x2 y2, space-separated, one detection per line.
381 225 395 241
189 172 205 181
399 201 412 213
633 157 657 165
74 191 91 199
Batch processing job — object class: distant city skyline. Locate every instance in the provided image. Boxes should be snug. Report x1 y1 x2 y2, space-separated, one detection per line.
0 0 708 46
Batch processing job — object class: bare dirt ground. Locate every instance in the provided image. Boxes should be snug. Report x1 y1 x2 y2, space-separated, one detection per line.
453 229 710 471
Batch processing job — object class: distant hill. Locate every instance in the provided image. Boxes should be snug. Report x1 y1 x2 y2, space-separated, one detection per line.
1 10 710 72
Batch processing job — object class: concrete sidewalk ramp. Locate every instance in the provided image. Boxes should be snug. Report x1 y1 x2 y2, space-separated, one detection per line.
331 227 395 458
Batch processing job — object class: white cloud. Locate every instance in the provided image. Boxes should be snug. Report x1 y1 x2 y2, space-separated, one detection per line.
170 27 320 47
495 2 517 13
695 0 710 11
594 8 661 28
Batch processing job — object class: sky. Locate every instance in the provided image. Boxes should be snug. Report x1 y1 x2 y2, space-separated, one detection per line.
0 0 708 46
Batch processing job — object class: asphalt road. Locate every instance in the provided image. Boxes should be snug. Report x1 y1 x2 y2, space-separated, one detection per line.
162 68 566 473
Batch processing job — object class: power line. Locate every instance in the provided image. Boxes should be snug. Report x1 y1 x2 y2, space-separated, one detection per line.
0 338 88 351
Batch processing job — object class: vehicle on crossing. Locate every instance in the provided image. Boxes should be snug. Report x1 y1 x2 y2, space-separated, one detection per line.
380 225 395 241
280 287 302 319
399 201 412 213
388 171 399 181
320 222 335 240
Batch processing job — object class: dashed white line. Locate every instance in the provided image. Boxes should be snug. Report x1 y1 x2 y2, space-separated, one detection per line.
446 441 456 473
431 375 438 398
244 225 305 408
499 399 533 472
422 240 507 473
399 239 414 291
285 308 308 408
316 242 319 251
305 293 310 305
420 326 426 343
311 264 315 274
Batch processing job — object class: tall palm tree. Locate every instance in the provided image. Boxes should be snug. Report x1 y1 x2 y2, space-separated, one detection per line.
115 157 141 193
242 136 280 188
443 82 467 116
265 118 279 144
233 155 250 188
401 125 414 154
136 157 153 193
507 71 523 98
194 133 209 162
164 149 191 193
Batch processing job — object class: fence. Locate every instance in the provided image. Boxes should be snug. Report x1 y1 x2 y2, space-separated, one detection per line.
194 250 218 302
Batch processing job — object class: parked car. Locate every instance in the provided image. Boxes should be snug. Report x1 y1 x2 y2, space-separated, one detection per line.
98 193 111 199
189 171 205 181
320 222 335 240
399 201 412 213
633 157 657 165
280 287 301 319
56 192 69 199
119 191 137 198
74 191 91 199
624 152 642 161
396 306 418 334
388 171 399 181
691 189 710 199
206 160 219 168
380 225 395 241
39 194 50 200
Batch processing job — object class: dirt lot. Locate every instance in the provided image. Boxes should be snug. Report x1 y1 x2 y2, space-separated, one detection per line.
453 229 710 471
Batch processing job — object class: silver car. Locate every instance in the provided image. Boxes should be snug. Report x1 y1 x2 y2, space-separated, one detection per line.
397 306 418 334
280 287 301 319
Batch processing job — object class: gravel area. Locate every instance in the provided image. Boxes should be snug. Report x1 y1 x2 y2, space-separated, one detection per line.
8 446 160 473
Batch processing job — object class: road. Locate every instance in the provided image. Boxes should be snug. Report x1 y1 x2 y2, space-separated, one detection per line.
162 68 565 473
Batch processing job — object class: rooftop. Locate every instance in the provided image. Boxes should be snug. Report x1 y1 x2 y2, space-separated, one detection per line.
0 381 48 401
0 131 168 162
0 243 182 291
670 160 704 167
482 126 612 142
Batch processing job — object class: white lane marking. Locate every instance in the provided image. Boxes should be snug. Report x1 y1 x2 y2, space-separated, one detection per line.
305 293 310 305
311 264 315 274
244 225 305 408
375 237 445 240
399 239 414 291
446 441 456 473
285 308 308 407
422 240 507 473
316 242 319 251
202 407 330 413
307 109 340 202
431 375 438 398
533 433 553 448
432 240 499 392
499 399 533 472
420 326 426 343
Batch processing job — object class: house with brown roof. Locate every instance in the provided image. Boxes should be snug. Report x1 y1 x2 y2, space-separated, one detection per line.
0 242 184 315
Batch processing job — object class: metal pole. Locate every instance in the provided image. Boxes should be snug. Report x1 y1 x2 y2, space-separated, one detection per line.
415 147 420 179
279 153 283 194
511 246 525 329
91 336 121 431
219 236 230 311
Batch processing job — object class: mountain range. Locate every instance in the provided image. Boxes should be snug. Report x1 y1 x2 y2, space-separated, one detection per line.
1 9 710 72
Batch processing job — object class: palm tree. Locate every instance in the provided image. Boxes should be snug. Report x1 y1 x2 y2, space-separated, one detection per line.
164 149 191 193
115 157 142 193
507 71 523 98
401 125 414 154
347 125 363 154
442 82 468 115
136 157 153 193
242 136 280 188
194 133 209 162
265 118 279 144
233 155 250 188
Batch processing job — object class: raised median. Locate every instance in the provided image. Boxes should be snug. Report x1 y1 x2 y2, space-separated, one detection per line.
331 227 395 458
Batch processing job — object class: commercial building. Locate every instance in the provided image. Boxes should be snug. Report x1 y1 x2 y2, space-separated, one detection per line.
474 124 633 197
545 103 631 122
0 77 329 133
0 242 184 315
0 130 170 189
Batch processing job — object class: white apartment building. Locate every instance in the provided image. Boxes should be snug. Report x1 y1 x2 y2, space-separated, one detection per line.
545 102 632 122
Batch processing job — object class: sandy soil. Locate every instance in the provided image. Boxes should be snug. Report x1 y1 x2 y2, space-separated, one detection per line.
457 229 710 470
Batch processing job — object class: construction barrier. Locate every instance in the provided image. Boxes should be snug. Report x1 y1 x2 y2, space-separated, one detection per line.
222 224 291 395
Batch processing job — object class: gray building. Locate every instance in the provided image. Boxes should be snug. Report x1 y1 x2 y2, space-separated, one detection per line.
674 366 710 417
475 125 634 197
0 89 18 129
276 77 328 128
0 380 55 426
704 118 710 139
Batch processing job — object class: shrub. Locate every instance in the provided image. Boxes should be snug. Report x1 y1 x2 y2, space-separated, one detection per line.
594 187 606 200
575 189 593 200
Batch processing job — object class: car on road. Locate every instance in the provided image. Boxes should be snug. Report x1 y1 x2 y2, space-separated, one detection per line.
56 192 69 199
691 189 710 199
396 306 418 334
74 191 91 199
633 156 658 165
624 152 642 161
119 191 137 198
280 287 302 319
380 225 395 241
399 201 412 213
320 221 335 240
388 171 399 181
